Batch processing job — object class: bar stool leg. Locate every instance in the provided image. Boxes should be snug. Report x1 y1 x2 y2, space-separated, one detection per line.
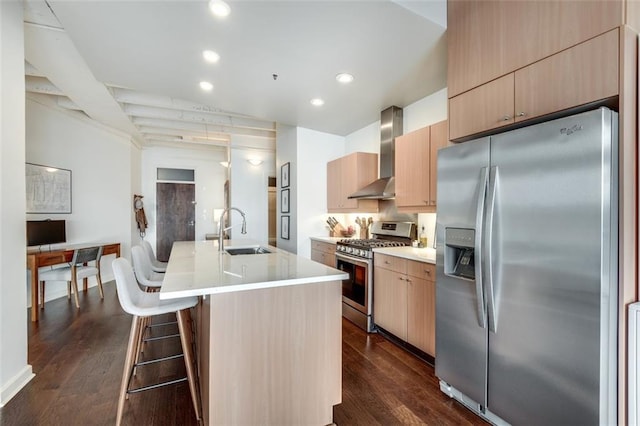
117 315 143 426
96 273 104 299
71 275 81 309
39 281 45 309
177 308 202 421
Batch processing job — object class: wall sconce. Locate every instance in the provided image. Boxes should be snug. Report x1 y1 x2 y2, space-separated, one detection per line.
247 159 263 166
219 161 230 168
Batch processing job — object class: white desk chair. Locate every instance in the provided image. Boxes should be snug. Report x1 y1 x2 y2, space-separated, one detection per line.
38 246 103 309
131 245 164 291
141 240 167 273
112 257 201 426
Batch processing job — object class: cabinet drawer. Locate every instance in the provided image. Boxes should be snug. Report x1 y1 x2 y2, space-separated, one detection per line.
37 252 67 266
407 260 435 282
311 240 335 255
102 243 120 256
374 253 407 273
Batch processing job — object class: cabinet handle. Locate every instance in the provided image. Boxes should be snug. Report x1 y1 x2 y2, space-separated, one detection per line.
406 278 412 283
398 277 405 281
425 270 431 275
517 111 526 117
500 115 512 122
385 260 391 265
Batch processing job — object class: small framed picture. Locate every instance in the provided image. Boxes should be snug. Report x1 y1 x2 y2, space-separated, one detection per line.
281 162 290 188
281 189 290 213
281 215 290 240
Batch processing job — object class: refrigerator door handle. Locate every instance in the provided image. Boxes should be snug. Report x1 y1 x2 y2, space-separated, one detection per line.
486 166 499 333
474 167 488 329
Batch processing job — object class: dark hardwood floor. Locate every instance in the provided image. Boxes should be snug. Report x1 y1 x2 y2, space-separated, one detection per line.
0 282 486 426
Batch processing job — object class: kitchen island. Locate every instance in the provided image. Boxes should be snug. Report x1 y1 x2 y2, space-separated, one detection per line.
160 240 348 425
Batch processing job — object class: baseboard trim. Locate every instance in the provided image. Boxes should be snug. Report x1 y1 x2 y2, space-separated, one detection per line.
0 365 34 407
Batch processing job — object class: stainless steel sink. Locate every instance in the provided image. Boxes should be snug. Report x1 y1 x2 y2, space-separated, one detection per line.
225 246 271 255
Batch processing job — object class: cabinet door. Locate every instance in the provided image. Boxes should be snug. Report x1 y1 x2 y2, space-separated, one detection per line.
327 158 342 210
373 266 407 340
407 276 435 356
448 0 622 98
340 156 360 210
514 28 619 123
429 120 448 206
395 127 430 209
449 74 514 141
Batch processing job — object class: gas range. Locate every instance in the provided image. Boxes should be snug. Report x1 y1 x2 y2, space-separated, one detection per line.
336 221 416 332
336 239 408 259
335 221 416 260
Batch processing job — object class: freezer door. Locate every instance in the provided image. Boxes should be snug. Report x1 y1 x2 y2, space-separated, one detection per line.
486 108 617 425
435 137 490 407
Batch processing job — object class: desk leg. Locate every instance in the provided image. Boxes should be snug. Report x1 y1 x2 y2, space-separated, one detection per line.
83 262 88 292
27 257 38 322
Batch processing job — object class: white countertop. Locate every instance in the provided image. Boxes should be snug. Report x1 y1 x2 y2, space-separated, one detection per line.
159 240 348 300
309 236 345 244
372 246 436 264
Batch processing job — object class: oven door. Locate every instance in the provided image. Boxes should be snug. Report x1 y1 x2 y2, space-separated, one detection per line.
336 252 371 314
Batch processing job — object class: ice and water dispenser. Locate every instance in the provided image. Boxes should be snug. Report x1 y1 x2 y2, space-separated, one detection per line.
444 228 476 280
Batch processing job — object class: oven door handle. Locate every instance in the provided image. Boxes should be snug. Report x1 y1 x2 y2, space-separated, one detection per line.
335 252 372 268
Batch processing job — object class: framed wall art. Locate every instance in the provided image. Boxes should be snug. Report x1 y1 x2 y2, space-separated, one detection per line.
281 215 290 240
26 163 72 214
281 188 290 213
281 162 290 188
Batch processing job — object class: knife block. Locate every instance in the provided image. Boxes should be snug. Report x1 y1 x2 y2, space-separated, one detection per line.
330 223 345 237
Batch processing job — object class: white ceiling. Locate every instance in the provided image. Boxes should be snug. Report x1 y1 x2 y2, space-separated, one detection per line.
23 0 447 150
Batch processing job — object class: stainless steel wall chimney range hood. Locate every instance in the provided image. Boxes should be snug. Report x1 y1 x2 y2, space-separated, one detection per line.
348 106 403 200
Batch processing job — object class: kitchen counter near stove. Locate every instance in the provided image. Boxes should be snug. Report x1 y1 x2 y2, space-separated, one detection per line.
309 236 344 244
372 246 436 264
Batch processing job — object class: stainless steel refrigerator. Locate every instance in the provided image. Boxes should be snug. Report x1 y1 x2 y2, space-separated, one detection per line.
435 107 618 425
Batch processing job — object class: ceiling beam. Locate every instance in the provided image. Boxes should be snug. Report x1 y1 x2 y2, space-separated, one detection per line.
132 117 275 140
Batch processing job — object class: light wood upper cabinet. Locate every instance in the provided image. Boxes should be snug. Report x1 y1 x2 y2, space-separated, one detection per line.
449 74 515 141
395 120 448 212
514 28 619 123
449 28 620 141
327 152 378 213
395 126 430 211
448 0 622 97
429 120 448 206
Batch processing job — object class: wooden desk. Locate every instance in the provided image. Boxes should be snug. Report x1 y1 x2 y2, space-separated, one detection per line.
27 242 121 321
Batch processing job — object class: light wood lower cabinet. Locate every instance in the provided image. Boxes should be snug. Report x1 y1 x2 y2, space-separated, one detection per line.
449 28 620 141
373 253 436 356
311 240 336 267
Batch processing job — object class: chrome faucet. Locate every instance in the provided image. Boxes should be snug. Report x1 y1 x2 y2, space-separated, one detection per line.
218 207 247 251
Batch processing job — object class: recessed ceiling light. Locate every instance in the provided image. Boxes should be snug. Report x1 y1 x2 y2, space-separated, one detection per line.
310 98 325 107
200 81 214 91
336 73 354 84
202 50 220 63
209 0 231 17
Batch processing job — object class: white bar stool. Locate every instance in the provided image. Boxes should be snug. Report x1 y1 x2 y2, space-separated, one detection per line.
112 257 201 425
141 240 167 273
131 245 164 291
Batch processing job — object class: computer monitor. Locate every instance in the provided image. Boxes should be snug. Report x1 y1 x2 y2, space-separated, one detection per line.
27 220 66 246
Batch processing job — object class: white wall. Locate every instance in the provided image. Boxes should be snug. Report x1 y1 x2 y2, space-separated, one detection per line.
276 123 298 253
0 1 33 406
296 128 344 258
25 99 132 303
140 146 228 251
229 146 276 244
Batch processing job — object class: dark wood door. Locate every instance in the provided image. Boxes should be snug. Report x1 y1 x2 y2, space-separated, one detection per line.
156 182 195 261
